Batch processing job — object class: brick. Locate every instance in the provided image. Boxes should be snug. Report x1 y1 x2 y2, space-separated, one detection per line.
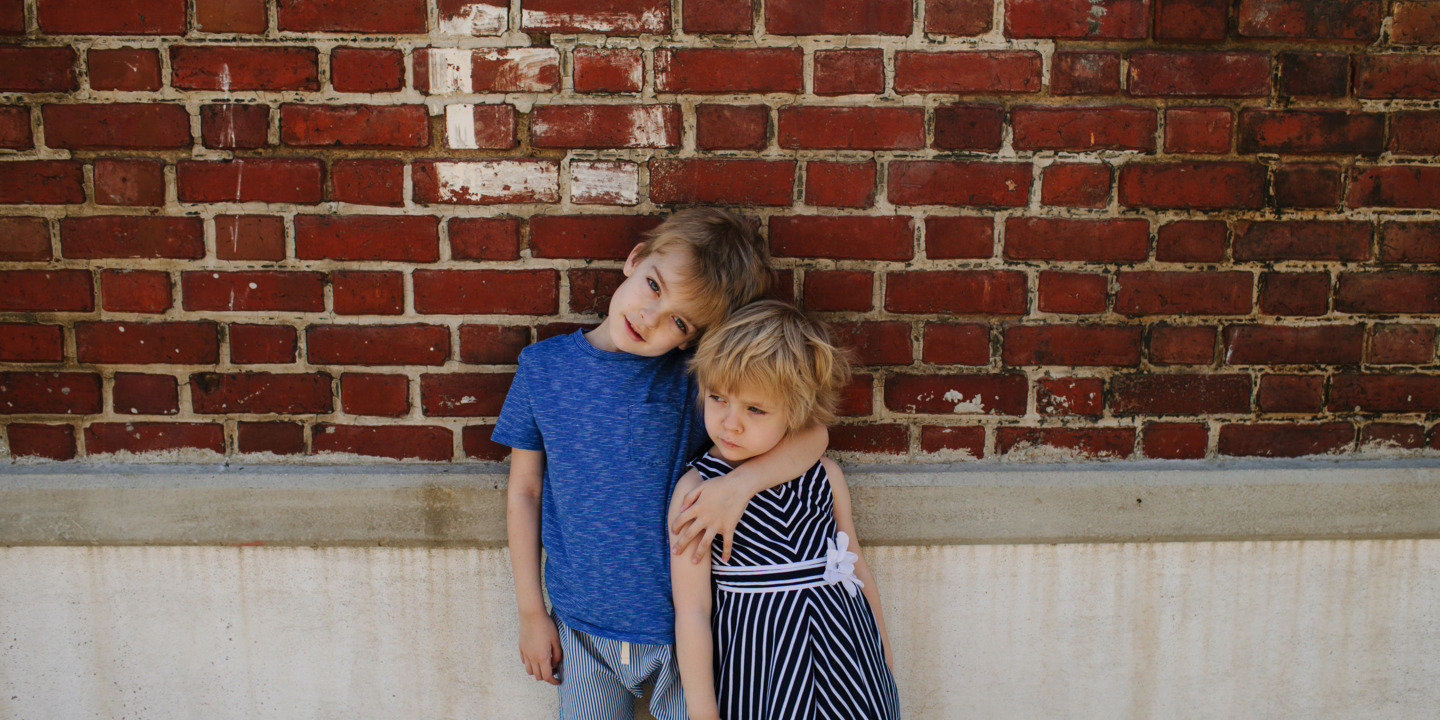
1037 272 1107 314
421 373 510 416
437 0 506 35
1369 325 1435 365
1127 51 1270 97
692 105 766 151
885 374 1028 415
281 104 427 148
1154 0 1228 40
459 325 530 365
520 0 668 34
1348 166 1440 209
767 0 909 34
0 46 76 91
1141 422 1208 459
229 324 297 364
295 215 438 262
530 215 661 260
1278 52 1349 98
1237 0 1381 40
102 269 172 313
1037 377 1104 417
1380 222 1440 263
1238 109 1383 155
88 48 161 91
76 322 219 364
314 424 452 461
683 0 751 32
830 424 909 455
1005 0 1147 39
1356 56 1440 99
1050 51 1121 95
341 373 409 417
1361 423 1426 450
649 159 794 206
444 104 517 150
112 373 178 415
94 159 165 207
1164 107 1232 154
1223 325 1364 365
895 51 1042 94
933 104 1005 151
998 427 1136 459
462 425 510 461
332 271 403 316
192 372 331 414
574 48 643 93
0 372 100 415
61 216 205 260
196 0 267 33
412 160 560 205
1336 272 1440 314
237 422 305 455
307 324 450 366
568 269 625 315
926 0 991 34
1149 325 1216 365
889 162 1031 207
1119 163 1265 209
200 104 270 150
178 159 324 204
1116 271 1252 316
0 218 51 261
1219 422 1354 458
1156 221 1226 263
1259 272 1329 317
532 104 680 150
1041 164 1111 208
1003 325 1142 366
7 424 77 460
1331 374 1440 413
1255 374 1324 413
1274 164 1342 209
449 217 521 261
0 270 92 312
332 159 403 207
570 161 638 206
331 47 403 93
806 162 876 208
655 48 802 93
887 271 1027 315
1004 218 1149 262
215 216 285 262
1393 2 1440 44
1391 112 1440 156
0 106 30 149
0 161 85 205
0 324 64 363
1111 374 1252 415
37 0 186 34
278 0 426 33
182 271 324 312
171 46 317 91
922 323 991 365
415 48 560 93
778 107 923 150
830 322 912 366
770 216 913 261
414 270 558 315
814 49 885 95
803 271 872 312
1234 221 1371 262
86 423 225 456
1 0 22 34
919 425 986 457
925 217 994 259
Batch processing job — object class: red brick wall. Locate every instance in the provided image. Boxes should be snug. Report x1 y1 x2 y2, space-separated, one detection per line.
3 0 1440 462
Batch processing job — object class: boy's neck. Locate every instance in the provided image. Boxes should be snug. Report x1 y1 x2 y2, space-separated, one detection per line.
584 318 621 353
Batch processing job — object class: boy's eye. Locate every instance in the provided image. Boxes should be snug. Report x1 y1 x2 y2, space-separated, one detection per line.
647 278 660 293
674 317 689 334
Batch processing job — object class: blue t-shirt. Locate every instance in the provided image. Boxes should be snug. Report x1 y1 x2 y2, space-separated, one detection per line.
492 329 708 644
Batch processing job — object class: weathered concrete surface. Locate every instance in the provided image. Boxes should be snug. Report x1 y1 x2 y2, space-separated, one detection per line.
1 542 1436 720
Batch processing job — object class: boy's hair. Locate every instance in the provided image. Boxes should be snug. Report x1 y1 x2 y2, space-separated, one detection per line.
631 208 770 334
690 300 851 433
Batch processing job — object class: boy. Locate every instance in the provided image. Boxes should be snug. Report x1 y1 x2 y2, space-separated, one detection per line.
493 209 826 719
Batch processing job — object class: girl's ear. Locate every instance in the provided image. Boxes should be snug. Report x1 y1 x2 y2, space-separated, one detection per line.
622 245 644 277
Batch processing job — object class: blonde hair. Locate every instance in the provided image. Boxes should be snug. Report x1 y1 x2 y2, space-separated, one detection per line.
690 300 851 433
631 208 770 335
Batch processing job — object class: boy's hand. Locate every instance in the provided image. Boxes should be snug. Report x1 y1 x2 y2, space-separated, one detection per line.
670 475 747 563
518 611 563 685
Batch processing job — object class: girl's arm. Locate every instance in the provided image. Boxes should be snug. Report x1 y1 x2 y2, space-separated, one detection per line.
507 448 563 685
668 470 721 720
823 456 894 670
671 422 828 563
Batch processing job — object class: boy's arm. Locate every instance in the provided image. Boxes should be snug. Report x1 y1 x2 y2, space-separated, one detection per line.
671 422 828 563
824 457 894 670
507 448 562 685
668 470 720 720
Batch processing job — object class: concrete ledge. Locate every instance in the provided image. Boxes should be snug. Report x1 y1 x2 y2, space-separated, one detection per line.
3 460 1440 546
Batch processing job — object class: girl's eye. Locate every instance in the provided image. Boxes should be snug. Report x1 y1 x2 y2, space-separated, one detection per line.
647 278 659 293
748 406 766 415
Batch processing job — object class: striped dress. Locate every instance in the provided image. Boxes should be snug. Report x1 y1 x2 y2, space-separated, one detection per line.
693 452 901 720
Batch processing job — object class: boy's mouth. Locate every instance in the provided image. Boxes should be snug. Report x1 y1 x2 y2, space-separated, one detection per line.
624 317 645 342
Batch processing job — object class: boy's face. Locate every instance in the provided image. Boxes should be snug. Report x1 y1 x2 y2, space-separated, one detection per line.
703 384 789 465
589 247 704 357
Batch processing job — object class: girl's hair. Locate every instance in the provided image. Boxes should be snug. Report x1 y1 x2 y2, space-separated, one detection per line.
689 300 851 433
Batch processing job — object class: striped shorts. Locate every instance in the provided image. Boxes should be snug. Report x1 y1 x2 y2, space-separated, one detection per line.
554 614 687 720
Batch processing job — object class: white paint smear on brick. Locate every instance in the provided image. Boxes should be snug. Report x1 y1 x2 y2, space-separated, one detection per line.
478 48 559 93
629 106 672 147
520 8 666 33
427 49 473 93
571 161 639 205
445 105 478 149
434 161 558 203
438 3 507 35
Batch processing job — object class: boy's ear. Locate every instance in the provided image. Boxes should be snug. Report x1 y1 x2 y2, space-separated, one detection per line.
622 245 644 277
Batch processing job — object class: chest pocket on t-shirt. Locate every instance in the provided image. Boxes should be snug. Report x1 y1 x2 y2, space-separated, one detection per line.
628 401 682 468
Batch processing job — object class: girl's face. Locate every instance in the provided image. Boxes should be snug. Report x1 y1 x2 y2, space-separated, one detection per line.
703 385 790 465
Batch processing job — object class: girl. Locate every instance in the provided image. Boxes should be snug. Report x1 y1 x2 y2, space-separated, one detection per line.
668 300 900 720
